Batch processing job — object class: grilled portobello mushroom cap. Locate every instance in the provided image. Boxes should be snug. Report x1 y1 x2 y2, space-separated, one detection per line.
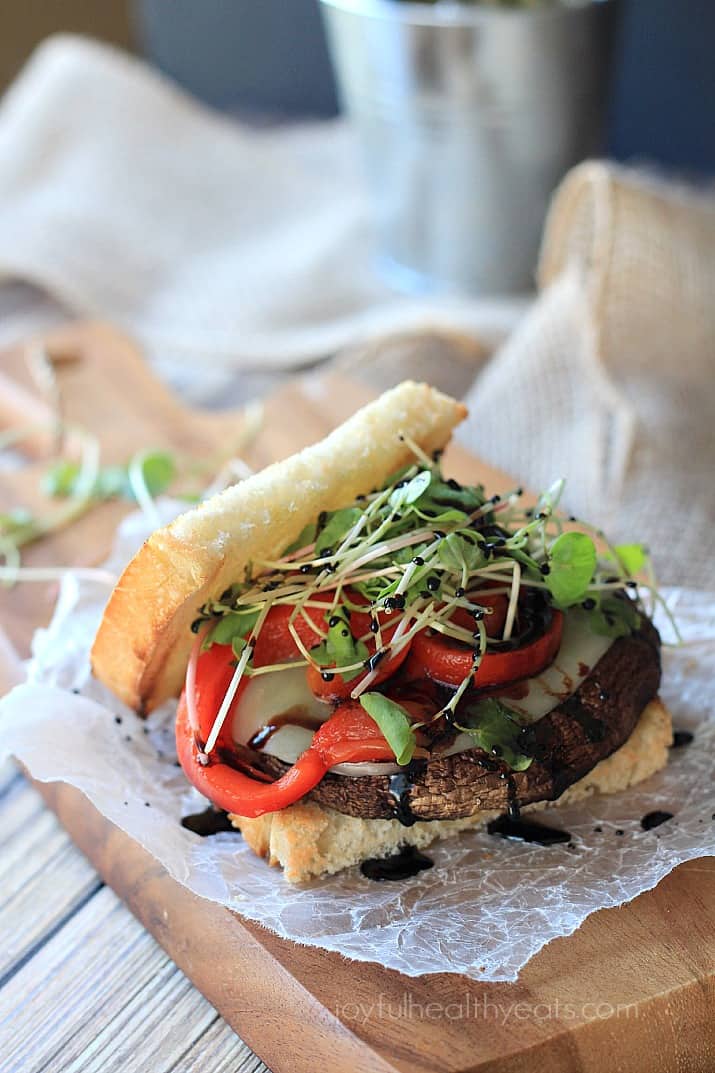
254 619 661 823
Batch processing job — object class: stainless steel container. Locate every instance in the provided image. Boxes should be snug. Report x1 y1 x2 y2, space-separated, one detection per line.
320 0 618 294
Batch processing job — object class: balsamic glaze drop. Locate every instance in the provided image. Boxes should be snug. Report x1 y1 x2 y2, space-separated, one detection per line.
181 807 237 837
671 730 694 749
247 711 323 751
361 846 434 881
388 759 427 827
487 815 571 846
505 774 521 821
641 810 674 831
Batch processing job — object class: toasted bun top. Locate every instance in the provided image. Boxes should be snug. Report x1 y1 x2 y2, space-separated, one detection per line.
91 381 467 712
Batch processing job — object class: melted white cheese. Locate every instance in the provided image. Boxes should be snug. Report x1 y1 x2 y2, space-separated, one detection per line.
231 665 330 760
491 609 613 725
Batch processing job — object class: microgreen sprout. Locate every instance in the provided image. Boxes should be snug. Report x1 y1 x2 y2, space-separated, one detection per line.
1 424 100 586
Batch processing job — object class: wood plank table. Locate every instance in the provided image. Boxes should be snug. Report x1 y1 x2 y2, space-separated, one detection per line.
1 323 714 1073
0 761 268 1073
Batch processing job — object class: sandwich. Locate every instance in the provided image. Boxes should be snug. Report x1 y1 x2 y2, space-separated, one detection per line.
91 381 671 883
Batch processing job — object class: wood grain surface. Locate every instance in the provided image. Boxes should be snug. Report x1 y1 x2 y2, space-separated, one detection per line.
0 770 263 1073
1 322 714 1073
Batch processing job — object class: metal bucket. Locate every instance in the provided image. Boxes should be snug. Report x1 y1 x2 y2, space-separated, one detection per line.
320 0 618 294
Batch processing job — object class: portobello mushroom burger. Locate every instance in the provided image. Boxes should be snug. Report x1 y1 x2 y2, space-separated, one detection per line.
91 382 671 883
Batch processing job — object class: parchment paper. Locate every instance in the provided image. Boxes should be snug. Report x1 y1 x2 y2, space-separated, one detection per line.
1 504 714 981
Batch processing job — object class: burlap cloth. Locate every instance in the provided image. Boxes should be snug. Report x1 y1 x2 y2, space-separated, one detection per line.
0 37 712 590
345 164 715 591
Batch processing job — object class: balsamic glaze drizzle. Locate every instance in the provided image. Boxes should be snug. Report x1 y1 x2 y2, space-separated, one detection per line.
388 760 427 827
559 693 606 743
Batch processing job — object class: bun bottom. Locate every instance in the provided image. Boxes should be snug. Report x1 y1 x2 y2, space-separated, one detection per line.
230 697 672 884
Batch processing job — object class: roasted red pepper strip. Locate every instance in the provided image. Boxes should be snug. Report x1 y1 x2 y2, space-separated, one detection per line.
304 589 412 702
176 696 394 818
251 596 333 666
305 632 410 702
449 592 509 639
192 641 245 749
309 701 397 764
406 609 564 689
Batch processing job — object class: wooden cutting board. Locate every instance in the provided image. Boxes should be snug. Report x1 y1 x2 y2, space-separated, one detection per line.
1 322 714 1073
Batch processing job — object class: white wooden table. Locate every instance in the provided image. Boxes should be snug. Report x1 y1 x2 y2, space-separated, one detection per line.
0 757 271 1071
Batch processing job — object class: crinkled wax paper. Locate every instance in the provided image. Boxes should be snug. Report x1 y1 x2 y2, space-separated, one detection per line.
1 504 714 981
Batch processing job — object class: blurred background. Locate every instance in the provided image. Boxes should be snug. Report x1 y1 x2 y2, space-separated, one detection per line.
2 0 713 303
0 0 713 581
1 0 713 172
